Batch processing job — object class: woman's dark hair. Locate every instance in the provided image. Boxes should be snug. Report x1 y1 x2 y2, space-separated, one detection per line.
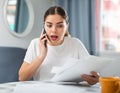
44 6 69 36
44 6 68 23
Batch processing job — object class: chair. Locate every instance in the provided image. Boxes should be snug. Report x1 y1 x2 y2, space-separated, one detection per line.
0 47 26 83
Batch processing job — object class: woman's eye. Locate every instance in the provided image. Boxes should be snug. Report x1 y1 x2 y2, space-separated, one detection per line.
57 24 63 28
47 25 52 28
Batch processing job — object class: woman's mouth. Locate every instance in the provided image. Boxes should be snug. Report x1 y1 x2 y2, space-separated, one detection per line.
50 35 58 41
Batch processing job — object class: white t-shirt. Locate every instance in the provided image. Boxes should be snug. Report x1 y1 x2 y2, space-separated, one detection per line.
24 37 89 81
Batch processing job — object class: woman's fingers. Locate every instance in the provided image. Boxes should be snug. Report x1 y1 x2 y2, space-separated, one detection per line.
91 71 100 79
81 71 100 85
40 31 47 40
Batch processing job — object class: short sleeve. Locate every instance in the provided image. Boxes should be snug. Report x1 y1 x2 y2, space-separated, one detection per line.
24 40 34 63
74 38 89 58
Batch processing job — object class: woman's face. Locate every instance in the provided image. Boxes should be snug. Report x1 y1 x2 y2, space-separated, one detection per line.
44 14 68 46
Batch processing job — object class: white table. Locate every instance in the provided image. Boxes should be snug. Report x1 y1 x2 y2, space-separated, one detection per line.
0 81 101 93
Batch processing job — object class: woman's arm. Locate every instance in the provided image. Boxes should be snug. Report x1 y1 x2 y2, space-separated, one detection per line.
19 30 48 81
18 56 45 81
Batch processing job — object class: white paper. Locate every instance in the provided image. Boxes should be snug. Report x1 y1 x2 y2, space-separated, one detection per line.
51 55 114 82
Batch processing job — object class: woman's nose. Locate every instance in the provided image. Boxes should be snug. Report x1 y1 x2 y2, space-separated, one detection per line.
51 26 57 33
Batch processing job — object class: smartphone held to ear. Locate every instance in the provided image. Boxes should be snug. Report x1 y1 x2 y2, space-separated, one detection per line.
43 29 47 48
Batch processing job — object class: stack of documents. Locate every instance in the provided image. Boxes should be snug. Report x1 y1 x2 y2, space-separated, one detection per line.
51 55 119 82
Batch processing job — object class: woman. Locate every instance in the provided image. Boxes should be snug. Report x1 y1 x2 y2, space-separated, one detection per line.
19 6 99 85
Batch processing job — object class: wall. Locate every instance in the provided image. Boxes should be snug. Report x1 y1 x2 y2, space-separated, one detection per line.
0 0 55 49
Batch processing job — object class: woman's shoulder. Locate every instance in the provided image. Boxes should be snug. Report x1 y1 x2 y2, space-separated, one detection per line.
65 37 82 43
29 38 39 46
31 38 39 43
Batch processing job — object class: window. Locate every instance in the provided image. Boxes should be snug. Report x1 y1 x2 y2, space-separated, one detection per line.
6 0 29 33
7 0 17 31
98 0 120 57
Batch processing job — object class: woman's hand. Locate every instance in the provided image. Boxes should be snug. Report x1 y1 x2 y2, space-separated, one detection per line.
81 71 100 85
39 30 48 59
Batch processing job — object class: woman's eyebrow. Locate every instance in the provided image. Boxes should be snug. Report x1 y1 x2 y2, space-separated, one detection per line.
46 22 52 24
46 21 63 24
56 22 63 24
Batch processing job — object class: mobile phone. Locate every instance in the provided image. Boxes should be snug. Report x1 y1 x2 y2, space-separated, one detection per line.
43 29 47 47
